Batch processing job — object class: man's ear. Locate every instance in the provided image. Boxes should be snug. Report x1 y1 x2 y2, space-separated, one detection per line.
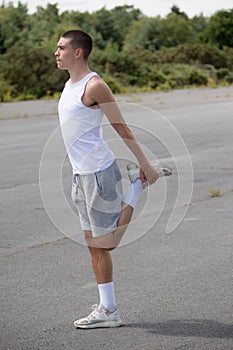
75 48 83 60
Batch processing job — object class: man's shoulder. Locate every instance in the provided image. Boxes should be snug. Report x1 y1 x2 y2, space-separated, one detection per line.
86 75 110 93
82 71 115 104
87 74 105 89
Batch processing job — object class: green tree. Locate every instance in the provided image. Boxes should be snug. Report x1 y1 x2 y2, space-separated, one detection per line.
1 43 67 98
160 12 194 47
200 9 233 48
0 2 232 101
190 14 209 42
170 5 188 19
60 9 93 33
0 2 29 53
91 7 115 47
123 17 162 52
27 3 61 46
110 5 143 48
90 5 143 49
59 10 108 49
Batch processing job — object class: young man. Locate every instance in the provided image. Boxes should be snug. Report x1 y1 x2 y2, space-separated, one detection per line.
55 30 171 329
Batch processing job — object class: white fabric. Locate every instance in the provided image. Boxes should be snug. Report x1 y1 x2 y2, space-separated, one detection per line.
58 72 115 175
98 282 116 312
123 178 143 208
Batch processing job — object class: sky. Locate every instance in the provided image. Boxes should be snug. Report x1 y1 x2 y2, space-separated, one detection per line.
9 0 233 17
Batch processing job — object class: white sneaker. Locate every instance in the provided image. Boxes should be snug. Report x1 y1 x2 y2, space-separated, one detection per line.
127 162 172 183
73 304 122 329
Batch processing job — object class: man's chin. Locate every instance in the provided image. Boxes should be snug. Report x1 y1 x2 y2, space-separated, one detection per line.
57 65 66 70
56 62 66 70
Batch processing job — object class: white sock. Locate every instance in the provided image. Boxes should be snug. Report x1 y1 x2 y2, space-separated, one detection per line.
123 178 143 208
98 282 116 311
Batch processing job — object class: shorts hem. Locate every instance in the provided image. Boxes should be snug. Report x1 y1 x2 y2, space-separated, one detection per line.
80 221 92 232
91 225 118 238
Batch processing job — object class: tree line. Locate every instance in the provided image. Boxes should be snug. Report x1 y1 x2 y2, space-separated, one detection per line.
0 2 233 101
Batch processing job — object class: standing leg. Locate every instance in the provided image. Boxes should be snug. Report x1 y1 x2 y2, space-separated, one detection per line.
74 231 122 328
84 230 116 311
85 231 113 284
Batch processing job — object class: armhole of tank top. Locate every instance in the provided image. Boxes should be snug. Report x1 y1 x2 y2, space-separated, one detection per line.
80 73 100 107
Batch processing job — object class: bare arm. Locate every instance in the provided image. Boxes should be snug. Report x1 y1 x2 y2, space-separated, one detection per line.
83 77 158 184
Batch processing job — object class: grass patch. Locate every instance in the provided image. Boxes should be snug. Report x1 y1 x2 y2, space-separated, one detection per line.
208 187 224 198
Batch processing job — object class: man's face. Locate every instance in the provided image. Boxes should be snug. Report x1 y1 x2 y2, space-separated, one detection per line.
55 37 76 70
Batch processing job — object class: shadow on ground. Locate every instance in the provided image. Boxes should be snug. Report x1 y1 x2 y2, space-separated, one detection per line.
124 319 233 338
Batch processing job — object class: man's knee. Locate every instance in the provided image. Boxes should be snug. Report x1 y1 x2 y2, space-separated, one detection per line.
89 239 117 251
105 245 117 251
93 238 118 251
84 232 119 250
88 246 113 268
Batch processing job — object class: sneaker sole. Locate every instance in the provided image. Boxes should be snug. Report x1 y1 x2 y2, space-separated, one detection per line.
160 165 172 176
74 319 122 329
127 163 172 183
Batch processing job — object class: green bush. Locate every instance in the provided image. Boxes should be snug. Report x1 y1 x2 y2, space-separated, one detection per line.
148 70 166 89
14 94 37 101
188 67 208 85
154 44 229 69
0 79 15 102
224 73 233 84
102 74 124 94
0 4 233 100
216 68 230 80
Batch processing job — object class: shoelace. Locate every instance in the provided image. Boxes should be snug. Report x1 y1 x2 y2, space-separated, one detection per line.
87 304 106 320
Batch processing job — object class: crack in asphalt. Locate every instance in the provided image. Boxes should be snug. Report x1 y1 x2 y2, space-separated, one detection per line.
0 236 69 259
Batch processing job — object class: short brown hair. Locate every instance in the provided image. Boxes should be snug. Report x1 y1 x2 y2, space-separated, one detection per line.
61 30 93 60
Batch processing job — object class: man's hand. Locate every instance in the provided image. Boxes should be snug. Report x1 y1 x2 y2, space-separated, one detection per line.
140 163 159 187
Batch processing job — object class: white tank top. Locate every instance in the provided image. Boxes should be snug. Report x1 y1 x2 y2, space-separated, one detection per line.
58 72 115 175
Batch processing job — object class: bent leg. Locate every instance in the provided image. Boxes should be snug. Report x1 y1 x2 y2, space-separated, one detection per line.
84 203 134 250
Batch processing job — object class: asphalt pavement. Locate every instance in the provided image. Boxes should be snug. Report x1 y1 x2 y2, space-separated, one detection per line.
0 87 233 350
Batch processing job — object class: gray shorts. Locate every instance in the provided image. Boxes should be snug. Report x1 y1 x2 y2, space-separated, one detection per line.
71 160 123 237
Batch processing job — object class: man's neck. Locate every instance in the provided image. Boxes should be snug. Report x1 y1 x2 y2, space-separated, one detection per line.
69 65 92 84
